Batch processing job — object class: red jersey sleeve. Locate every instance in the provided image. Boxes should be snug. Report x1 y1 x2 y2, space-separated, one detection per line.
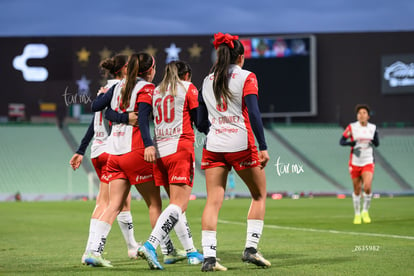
137 84 154 105
342 124 352 138
186 83 199 110
243 73 259 97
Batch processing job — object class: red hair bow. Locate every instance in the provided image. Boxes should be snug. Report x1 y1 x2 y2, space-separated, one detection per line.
213 32 239 49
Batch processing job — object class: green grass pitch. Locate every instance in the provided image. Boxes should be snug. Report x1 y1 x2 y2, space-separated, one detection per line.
0 197 413 275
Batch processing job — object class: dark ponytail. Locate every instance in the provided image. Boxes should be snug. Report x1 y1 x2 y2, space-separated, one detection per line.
212 39 244 105
121 54 139 110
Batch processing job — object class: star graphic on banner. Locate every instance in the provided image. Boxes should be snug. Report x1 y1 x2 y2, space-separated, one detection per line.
99 47 112 61
76 47 91 63
144 45 158 57
188 43 203 60
120 46 135 57
76 75 91 96
165 43 181 64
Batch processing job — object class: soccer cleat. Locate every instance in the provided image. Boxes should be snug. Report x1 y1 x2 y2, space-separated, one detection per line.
187 251 204 265
137 242 164 270
163 248 187 264
84 253 113 267
242 247 271 268
201 257 227 272
362 211 371 223
353 214 362 224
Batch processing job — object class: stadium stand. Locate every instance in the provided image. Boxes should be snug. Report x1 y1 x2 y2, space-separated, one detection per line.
263 128 340 194
0 124 90 201
375 133 414 190
272 125 407 193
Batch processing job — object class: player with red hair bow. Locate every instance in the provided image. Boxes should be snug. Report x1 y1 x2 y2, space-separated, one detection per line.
213 32 239 49
198 33 271 271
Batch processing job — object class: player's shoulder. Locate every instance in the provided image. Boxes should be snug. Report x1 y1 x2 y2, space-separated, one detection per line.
350 121 359 127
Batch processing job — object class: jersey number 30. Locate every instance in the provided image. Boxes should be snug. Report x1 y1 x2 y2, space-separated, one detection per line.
154 95 175 124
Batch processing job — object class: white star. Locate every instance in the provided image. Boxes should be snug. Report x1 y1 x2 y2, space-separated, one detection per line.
76 75 90 96
165 43 181 63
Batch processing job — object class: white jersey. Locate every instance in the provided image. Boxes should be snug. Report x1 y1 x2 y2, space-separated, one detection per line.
201 64 258 152
343 121 377 166
90 79 120 158
106 78 155 155
152 81 198 158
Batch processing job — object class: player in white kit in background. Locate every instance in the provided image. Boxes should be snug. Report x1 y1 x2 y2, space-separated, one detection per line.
198 32 271 271
340 104 379 224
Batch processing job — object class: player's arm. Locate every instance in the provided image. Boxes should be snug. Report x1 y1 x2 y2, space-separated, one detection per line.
195 88 210 135
339 136 356 147
69 118 94 170
339 125 355 146
245 94 269 168
245 94 267 151
91 85 115 112
139 102 156 163
371 130 379 147
104 107 137 126
137 84 156 163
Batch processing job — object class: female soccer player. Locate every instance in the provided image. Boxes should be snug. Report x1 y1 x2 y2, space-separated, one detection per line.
137 61 203 270
340 104 379 224
197 32 271 271
69 54 140 264
84 52 163 267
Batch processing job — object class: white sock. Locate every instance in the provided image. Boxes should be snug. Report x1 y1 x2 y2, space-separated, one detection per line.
174 212 196 253
117 211 138 250
85 218 98 252
363 192 372 212
90 221 111 256
352 193 361 215
245 219 264 249
202 230 217 258
160 235 176 255
147 204 181 250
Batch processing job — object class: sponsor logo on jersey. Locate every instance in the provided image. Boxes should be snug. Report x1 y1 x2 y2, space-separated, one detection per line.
171 175 187 182
239 160 257 167
136 174 153 182
113 131 125 136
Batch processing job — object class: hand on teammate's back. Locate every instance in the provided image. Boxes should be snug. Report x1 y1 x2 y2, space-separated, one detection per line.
128 112 138 126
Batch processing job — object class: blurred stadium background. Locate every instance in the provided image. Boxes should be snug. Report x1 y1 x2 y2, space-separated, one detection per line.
1 31 413 201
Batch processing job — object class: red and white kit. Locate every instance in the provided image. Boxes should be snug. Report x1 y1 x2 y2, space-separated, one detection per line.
201 64 258 153
106 78 155 185
107 79 154 155
342 121 377 167
152 81 199 186
91 79 120 183
91 79 119 158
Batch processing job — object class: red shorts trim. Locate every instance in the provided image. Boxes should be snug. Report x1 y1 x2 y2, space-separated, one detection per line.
106 149 153 185
201 146 260 171
154 148 194 187
91 152 110 184
349 163 375 179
